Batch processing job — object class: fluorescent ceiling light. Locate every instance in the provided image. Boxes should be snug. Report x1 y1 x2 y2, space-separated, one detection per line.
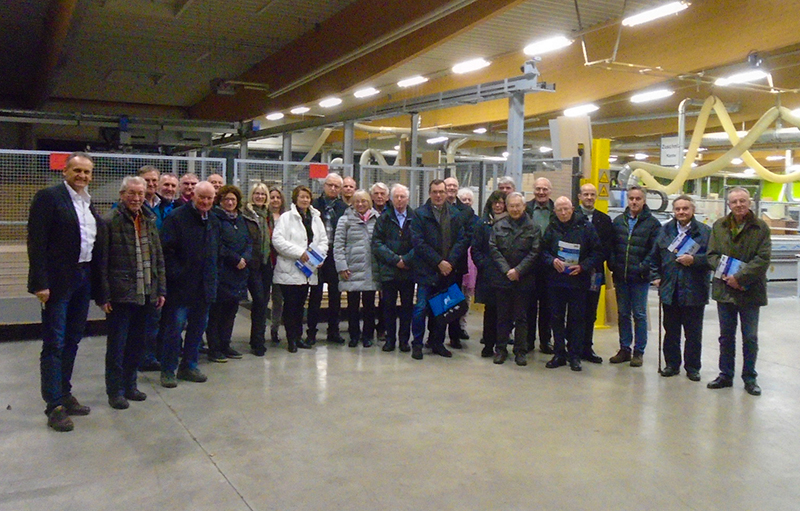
354 87 379 98
731 158 743 165
630 89 674 103
766 155 785 161
501 151 510 158
382 150 398 156
393 145 400 150
791 108 800 116
290 106 310 115
715 69 768 86
609 155 618 162
265 112 284 121
473 127 487 134
539 146 553 153
634 153 649 160
319 97 342 108
564 104 599 117
426 136 449 144
743 168 756 175
397 76 428 88
704 131 746 140
622 1 689 27
452 58 490 74
523 35 573 56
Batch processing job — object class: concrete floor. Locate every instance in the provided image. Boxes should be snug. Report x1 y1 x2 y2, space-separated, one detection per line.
2 285 800 511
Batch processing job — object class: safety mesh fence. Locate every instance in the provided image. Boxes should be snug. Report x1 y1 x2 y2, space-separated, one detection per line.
235 160 353 202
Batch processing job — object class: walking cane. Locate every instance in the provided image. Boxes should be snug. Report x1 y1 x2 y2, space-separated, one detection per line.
657 294 663 375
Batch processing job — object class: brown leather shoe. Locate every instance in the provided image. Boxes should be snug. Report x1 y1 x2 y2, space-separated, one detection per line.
63 395 91 416
47 406 74 432
609 349 632 364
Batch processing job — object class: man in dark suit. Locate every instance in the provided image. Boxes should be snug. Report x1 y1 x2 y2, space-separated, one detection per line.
577 183 615 363
28 152 103 432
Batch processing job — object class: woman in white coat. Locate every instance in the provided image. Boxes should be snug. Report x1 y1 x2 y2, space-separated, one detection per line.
334 190 379 347
272 185 328 353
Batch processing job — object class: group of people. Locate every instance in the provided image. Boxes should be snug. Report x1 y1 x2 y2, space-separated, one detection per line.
27 152 771 433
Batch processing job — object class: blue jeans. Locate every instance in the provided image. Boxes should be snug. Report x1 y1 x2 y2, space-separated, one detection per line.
161 300 210 373
616 281 650 354
40 265 92 412
411 284 445 348
105 300 155 397
717 302 760 382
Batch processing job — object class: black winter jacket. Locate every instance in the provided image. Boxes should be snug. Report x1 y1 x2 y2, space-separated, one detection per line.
372 206 415 283
471 212 506 303
410 200 470 288
489 214 541 291
213 207 252 302
540 213 602 290
649 217 711 307
610 205 661 284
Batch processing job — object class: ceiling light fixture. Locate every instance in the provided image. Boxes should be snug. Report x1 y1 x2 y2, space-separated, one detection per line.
501 151 509 158
539 146 553 153
265 112 284 121
354 87 380 98
523 35 573 56
766 155 785 161
609 155 618 162
564 104 599 117
290 106 310 115
714 69 769 86
634 153 649 160
731 158 744 165
427 136 449 144
473 127 487 134
397 76 428 88
622 1 689 27
319 97 342 108
630 89 675 103
452 58 491 74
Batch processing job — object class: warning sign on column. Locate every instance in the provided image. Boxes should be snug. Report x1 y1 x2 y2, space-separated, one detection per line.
598 183 609 198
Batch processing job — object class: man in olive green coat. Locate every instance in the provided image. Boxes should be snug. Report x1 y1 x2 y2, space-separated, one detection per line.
706 187 771 396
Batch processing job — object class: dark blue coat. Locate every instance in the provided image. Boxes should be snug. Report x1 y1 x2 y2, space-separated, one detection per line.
649 217 711 306
471 213 505 303
410 200 470 288
213 207 252 302
372 206 415 282
161 203 220 305
540 213 603 290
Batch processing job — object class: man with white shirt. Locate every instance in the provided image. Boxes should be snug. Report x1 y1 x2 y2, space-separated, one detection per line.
28 152 104 432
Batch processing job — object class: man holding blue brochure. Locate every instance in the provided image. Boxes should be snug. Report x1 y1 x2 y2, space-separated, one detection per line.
706 187 771 395
650 195 711 381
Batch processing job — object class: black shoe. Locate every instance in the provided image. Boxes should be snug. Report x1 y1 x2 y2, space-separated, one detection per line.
514 352 528 366
399 341 411 353
459 330 470 340
47 406 74 432
296 340 313 350
348 338 359 348
540 343 554 355
411 346 423 360
707 376 733 389
545 356 567 369
481 346 494 358
251 346 267 357
124 389 147 401
431 345 453 358
304 336 317 346
382 342 396 352
661 366 680 377
449 339 463 349
686 371 701 382
63 395 91 416
287 339 298 353
108 395 130 410
223 347 243 359
271 330 281 345
581 351 603 364
362 339 374 348
326 334 345 344
493 349 508 365
207 350 228 363
569 357 582 372
139 359 161 372
744 381 762 396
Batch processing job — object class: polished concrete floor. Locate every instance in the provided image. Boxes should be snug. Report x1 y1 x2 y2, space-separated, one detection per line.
2 286 800 511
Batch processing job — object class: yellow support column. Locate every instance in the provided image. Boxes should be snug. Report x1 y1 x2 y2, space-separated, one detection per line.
590 139 611 330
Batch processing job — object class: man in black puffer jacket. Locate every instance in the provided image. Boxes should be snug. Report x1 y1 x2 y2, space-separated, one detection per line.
540 197 602 372
608 185 661 368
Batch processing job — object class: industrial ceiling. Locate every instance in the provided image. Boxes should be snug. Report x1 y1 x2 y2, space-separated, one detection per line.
2 0 800 163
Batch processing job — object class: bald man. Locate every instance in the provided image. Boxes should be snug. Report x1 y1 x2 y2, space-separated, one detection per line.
159 181 221 387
